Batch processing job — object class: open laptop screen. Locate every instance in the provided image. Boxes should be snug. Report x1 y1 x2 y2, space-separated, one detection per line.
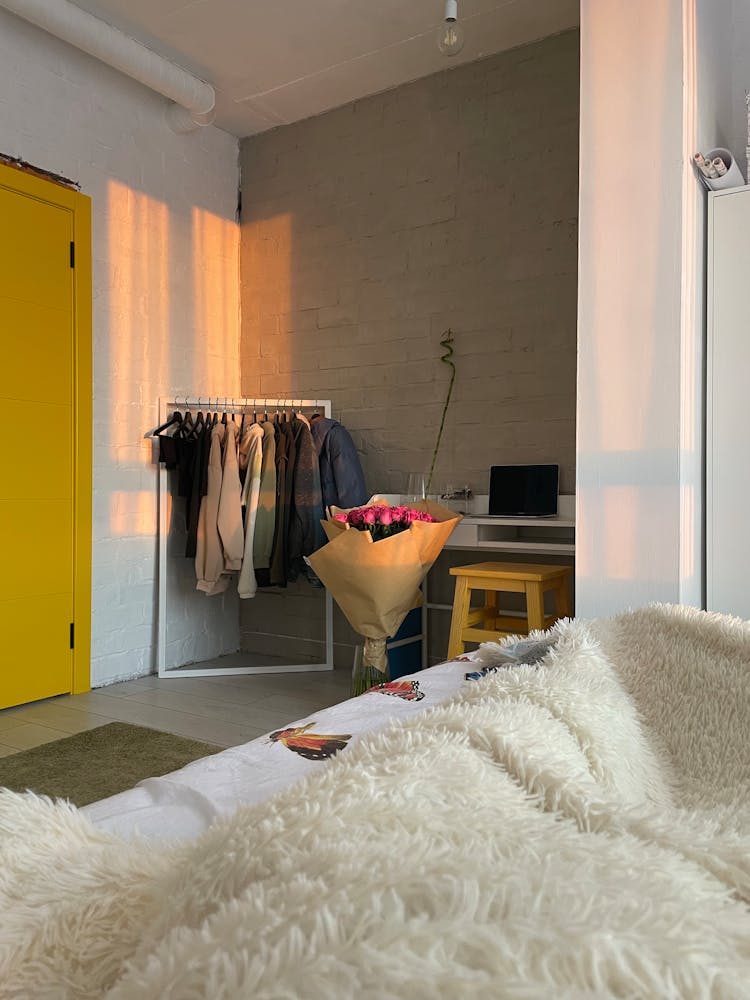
488 464 559 517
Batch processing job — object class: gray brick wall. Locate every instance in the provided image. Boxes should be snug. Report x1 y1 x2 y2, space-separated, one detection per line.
238 30 579 667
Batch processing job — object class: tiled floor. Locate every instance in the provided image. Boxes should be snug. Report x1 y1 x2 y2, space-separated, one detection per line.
0 668 353 756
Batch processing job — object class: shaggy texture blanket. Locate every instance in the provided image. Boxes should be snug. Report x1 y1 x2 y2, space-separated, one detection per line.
1 604 749 998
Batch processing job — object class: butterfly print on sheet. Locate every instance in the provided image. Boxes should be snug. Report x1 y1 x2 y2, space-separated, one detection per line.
365 679 425 702
268 723 352 760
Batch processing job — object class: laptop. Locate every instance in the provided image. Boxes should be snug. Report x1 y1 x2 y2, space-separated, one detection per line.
488 464 559 517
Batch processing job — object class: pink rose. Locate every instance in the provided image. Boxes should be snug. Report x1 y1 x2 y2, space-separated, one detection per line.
415 511 435 522
378 508 393 525
362 508 377 525
333 512 348 523
348 508 364 525
391 506 408 522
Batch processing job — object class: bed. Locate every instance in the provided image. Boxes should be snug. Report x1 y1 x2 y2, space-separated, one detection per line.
82 656 478 843
1 603 749 998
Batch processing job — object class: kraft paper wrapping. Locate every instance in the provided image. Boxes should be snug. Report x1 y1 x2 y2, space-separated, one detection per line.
307 501 461 675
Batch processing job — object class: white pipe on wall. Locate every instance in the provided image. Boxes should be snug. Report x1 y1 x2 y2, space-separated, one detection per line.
0 0 216 132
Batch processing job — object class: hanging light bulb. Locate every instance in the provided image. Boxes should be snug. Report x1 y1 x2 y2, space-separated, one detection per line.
437 0 465 57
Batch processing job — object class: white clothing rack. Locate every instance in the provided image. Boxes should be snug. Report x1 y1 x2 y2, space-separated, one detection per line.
156 395 334 678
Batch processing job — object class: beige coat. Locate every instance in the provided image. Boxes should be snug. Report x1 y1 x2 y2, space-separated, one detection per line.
253 421 277 572
237 424 265 598
217 419 244 572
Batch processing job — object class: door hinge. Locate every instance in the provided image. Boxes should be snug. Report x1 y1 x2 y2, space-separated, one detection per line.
69 622 75 650
69 241 75 268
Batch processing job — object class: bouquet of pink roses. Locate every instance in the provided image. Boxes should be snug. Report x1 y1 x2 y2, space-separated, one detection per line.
332 503 436 540
307 497 461 693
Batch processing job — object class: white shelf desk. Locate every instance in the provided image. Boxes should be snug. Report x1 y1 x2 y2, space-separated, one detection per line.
444 493 575 555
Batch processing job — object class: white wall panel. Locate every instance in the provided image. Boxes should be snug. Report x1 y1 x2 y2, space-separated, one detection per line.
576 0 688 617
707 187 750 619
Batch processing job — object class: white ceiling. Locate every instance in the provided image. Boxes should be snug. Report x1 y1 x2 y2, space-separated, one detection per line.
71 0 579 137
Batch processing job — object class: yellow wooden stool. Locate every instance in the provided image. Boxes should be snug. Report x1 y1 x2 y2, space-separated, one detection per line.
447 561 572 658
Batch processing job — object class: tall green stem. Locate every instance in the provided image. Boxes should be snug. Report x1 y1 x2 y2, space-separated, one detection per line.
426 329 456 495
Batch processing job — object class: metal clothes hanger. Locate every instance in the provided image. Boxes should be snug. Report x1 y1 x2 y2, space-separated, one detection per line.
191 409 204 437
195 398 209 435
151 410 182 436
181 398 194 436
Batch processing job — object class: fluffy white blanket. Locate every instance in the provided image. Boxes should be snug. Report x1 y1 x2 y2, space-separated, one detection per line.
1 604 749 999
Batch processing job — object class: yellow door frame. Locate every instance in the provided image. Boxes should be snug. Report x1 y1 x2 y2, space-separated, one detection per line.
0 162 92 695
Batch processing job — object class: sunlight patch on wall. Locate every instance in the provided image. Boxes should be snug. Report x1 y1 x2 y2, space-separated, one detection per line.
107 179 169 463
192 206 240 396
584 4 668 458
576 487 633 580
680 482 695 581
109 489 157 537
241 212 292 398
597 485 637 580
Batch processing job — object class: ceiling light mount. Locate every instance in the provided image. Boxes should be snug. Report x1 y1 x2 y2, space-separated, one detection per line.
437 0 465 57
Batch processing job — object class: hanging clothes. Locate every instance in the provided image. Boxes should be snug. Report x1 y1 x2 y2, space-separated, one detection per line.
157 416 210 559
195 423 230 595
269 419 296 587
217 418 244 571
154 402 360 597
157 424 193 529
310 416 368 511
287 417 325 581
156 428 181 471
237 423 264 598
253 420 277 589
185 419 211 559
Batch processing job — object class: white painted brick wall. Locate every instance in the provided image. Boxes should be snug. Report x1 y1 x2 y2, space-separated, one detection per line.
0 10 241 686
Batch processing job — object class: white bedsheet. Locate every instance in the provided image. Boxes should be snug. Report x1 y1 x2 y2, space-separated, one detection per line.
83 658 474 842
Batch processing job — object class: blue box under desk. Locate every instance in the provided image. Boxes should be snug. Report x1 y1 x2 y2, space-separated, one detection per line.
387 607 423 679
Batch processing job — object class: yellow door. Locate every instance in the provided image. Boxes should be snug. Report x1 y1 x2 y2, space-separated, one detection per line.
0 165 91 709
